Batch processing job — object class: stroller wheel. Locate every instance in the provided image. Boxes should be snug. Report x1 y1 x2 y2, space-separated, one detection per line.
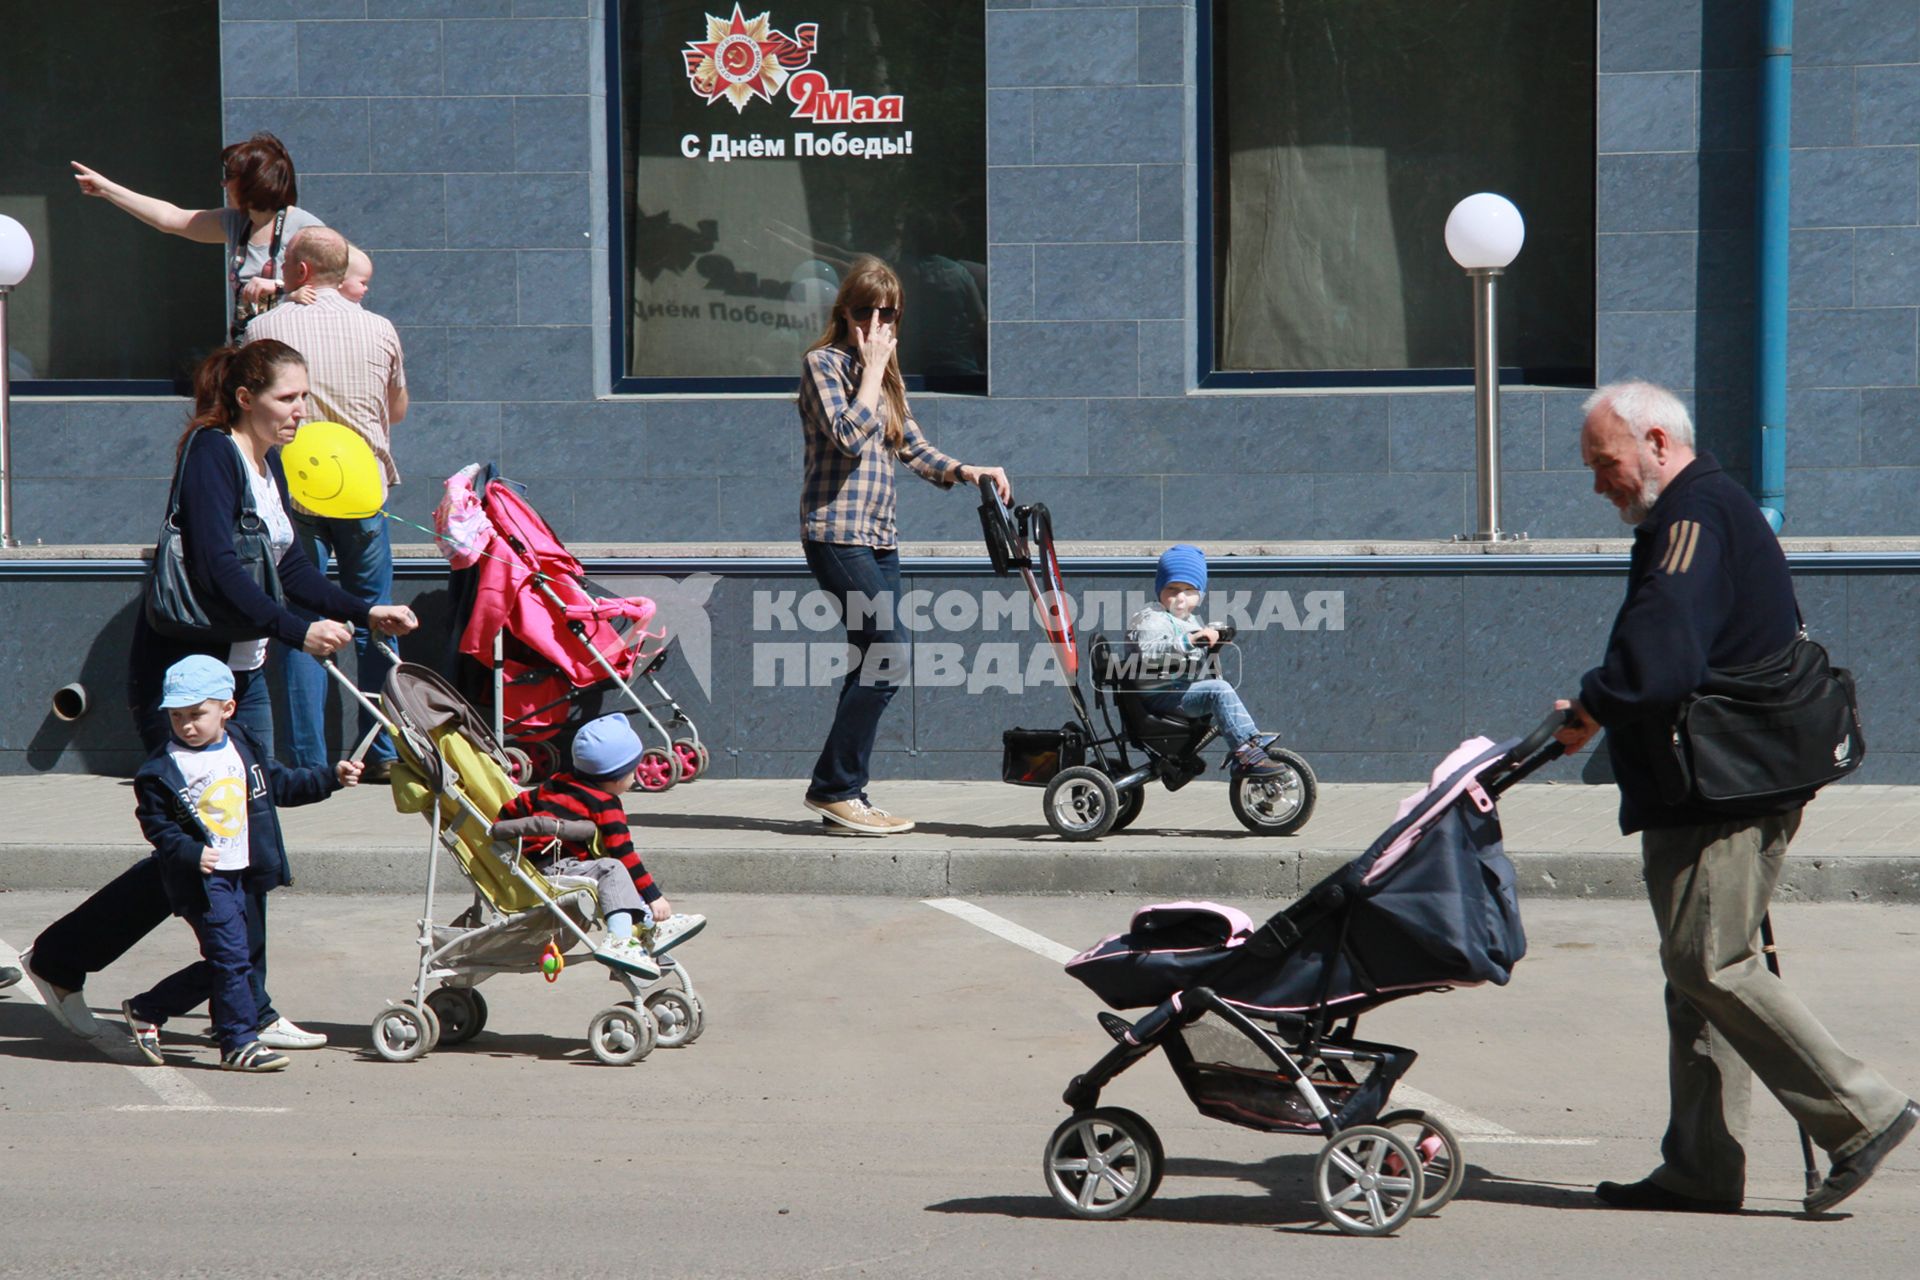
645 989 703 1049
370 1002 435 1063
426 986 489 1046
1044 1107 1164 1219
671 738 702 783
1043 766 1121 841
588 1004 657 1065
634 747 681 792
501 747 534 786
695 744 712 776
1376 1109 1466 1216
1312 1125 1420 1236
1229 747 1318 836
1109 786 1146 833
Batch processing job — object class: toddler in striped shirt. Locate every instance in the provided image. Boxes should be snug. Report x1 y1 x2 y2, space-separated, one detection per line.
496 714 705 971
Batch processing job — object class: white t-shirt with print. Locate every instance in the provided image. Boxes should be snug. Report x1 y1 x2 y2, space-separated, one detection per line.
168 736 251 872
226 451 296 673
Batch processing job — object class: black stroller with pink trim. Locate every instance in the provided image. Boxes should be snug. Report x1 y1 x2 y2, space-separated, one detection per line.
1045 715 1565 1235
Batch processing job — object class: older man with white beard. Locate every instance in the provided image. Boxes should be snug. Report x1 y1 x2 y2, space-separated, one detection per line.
1551 381 1914 1217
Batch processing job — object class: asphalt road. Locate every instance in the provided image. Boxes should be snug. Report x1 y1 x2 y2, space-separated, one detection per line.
3 891 1918 1279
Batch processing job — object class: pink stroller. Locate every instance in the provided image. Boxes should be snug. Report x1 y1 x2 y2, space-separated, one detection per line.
437 464 707 790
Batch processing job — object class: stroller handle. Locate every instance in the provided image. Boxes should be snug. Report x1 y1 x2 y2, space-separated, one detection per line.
1486 707 1576 795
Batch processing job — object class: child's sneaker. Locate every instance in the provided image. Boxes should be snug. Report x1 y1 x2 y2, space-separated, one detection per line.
597 936 662 980
221 1041 290 1072
1230 739 1288 779
645 913 707 956
122 999 164 1066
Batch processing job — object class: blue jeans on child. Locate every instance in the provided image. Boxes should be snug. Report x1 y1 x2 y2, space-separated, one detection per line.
282 513 397 769
802 541 907 803
1143 678 1258 748
125 880 280 1051
130 871 258 1054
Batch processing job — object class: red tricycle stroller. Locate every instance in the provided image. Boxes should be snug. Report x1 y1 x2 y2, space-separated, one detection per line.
981 480 1317 840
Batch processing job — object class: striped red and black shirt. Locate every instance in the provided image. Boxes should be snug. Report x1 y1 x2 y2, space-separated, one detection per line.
497 772 660 904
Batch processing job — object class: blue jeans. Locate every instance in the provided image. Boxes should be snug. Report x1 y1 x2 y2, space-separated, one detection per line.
129 872 272 1055
282 513 396 769
803 541 907 803
1143 678 1259 749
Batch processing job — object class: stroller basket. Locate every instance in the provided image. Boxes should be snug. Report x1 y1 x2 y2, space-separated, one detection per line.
1171 1016 1395 1134
1002 725 1084 787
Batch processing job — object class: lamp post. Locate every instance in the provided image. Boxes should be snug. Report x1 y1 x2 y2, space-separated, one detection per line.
1445 193 1526 542
0 214 34 548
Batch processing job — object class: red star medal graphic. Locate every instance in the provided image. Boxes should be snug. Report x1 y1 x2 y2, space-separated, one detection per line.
684 6 800 113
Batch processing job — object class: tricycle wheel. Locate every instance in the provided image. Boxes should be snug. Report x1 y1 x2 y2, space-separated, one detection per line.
1109 786 1146 833
1229 747 1317 835
1043 766 1120 841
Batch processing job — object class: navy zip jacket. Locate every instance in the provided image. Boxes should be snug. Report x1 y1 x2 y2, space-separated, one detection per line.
1578 453 1801 834
130 430 371 704
133 722 340 916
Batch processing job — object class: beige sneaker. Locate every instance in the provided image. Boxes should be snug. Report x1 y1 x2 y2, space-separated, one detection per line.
805 796 915 835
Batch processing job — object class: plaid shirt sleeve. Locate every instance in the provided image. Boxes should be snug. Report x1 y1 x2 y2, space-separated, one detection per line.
898 415 961 488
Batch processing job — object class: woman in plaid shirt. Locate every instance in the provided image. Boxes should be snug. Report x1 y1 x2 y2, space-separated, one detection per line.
799 257 1011 836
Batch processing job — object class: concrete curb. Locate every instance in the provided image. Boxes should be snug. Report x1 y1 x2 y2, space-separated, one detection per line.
6 844 1917 903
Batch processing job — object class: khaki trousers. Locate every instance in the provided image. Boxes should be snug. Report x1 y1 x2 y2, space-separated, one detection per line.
1641 810 1908 1199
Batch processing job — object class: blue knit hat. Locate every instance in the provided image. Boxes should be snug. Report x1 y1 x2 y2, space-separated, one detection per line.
1155 544 1208 597
571 714 645 780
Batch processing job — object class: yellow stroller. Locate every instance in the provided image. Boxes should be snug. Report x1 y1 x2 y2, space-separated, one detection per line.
332 658 706 1065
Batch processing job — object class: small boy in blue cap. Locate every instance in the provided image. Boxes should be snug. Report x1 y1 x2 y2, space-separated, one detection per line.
122 655 362 1072
1128 544 1287 778
496 713 705 973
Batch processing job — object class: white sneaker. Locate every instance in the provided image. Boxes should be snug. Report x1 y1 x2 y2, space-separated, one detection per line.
256 1017 328 1050
597 936 662 980
22 951 102 1039
646 913 707 956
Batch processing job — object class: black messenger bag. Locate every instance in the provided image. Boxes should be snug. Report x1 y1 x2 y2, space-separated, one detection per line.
1664 634 1864 806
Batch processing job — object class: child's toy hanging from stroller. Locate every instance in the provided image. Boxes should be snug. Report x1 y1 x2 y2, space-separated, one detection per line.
1044 715 1565 1235
981 479 1316 840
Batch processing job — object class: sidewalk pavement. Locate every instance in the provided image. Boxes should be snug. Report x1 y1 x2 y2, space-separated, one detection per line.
3 773 1917 903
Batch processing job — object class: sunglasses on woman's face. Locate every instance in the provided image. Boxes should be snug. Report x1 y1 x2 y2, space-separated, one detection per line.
852 306 899 323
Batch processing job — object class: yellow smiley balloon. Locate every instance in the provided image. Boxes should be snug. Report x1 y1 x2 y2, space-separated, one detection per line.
285 421 384 519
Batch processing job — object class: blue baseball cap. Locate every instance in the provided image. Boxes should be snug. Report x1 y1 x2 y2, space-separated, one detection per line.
159 655 237 708
1155 544 1208 596
571 714 644 780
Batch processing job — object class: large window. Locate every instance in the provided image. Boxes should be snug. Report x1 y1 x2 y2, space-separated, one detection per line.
0 0 222 389
614 1 986 390
1205 1 1594 386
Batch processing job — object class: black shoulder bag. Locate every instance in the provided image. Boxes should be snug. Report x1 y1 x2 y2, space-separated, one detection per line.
1663 631 1865 807
144 431 287 642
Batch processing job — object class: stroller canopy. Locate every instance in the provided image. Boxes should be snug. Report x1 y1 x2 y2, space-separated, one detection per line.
1069 737 1529 1015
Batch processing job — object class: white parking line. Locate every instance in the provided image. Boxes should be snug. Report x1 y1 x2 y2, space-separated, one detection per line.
2 938 287 1114
921 898 1594 1147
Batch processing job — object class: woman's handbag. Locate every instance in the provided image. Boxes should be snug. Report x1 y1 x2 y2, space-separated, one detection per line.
1662 633 1865 807
144 431 286 642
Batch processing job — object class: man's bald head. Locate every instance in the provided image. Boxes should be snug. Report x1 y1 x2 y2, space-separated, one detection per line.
285 227 350 286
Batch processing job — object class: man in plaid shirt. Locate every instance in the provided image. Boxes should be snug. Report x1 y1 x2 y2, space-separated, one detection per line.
797 257 1010 837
